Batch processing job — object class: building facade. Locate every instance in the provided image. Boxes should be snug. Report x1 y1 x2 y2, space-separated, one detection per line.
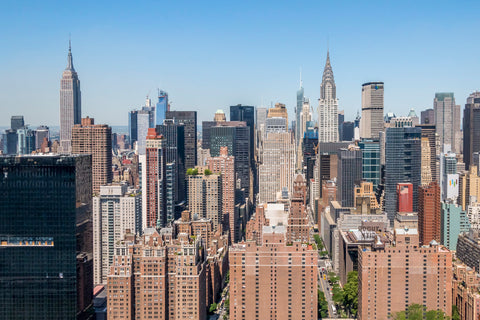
72 117 112 194
229 230 318 320
358 229 452 320
384 127 422 223
463 91 480 169
93 184 141 285
258 132 295 203
165 110 197 169
418 181 441 245
360 82 384 140
0 155 93 319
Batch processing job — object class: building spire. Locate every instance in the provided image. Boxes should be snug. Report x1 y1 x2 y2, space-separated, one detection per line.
66 38 75 71
299 67 303 89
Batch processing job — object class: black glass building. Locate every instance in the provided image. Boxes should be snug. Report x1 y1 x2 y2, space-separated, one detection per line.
165 110 197 169
0 155 93 319
384 127 421 224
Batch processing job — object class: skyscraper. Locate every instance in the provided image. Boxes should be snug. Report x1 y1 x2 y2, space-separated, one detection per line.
359 140 381 190
35 125 49 150
258 131 295 203
156 119 186 210
267 103 288 129
72 117 112 194
360 82 384 139
420 108 435 124
210 122 251 198
296 76 304 146
93 184 141 285
434 92 461 153
188 169 223 232
384 127 422 223
207 147 237 242
337 146 363 207
0 154 93 319
418 181 441 245
230 104 255 166
60 41 81 153
155 90 168 126
318 51 339 142
463 91 480 169
165 110 198 169
145 128 167 228
10 115 24 130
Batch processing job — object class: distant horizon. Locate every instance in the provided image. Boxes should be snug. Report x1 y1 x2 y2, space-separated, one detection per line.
1 1 480 127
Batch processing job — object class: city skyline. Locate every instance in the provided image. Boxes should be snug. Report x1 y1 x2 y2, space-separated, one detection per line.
1 1 480 126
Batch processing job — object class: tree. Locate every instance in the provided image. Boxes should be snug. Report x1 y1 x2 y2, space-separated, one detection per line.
224 298 230 314
393 304 450 320
318 290 329 319
451 305 460 320
204 169 212 175
343 271 358 317
209 303 217 314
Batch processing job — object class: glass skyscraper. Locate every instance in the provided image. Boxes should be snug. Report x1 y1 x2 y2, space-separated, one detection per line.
0 154 93 319
155 90 168 126
359 140 381 190
384 127 422 224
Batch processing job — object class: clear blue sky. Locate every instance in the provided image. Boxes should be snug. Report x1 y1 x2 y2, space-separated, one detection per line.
1 0 479 127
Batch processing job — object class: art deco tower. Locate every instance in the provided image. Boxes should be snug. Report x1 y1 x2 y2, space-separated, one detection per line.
318 51 338 142
60 41 81 153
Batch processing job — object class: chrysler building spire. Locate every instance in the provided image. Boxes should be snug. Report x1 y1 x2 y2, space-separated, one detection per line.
318 50 339 142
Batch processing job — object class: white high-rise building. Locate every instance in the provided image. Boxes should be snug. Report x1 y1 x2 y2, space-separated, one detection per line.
360 82 384 139
297 99 312 169
93 183 141 285
318 51 338 142
59 41 81 153
258 131 295 204
434 92 461 153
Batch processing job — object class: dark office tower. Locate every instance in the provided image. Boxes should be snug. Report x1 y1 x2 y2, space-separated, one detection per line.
2 129 18 154
0 154 93 319
359 140 381 189
35 126 50 150
384 127 422 223
165 110 197 169
60 41 81 153
230 105 255 164
10 115 24 130
128 110 138 145
339 121 354 141
302 130 318 182
337 147 363 207
421 108 435 124
202 120 216 149
417 124 437 181
210 122 250 198
463 91 480 169
156 120 186 210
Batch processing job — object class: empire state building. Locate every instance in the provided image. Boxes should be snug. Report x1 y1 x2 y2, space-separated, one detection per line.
60 41 81 153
